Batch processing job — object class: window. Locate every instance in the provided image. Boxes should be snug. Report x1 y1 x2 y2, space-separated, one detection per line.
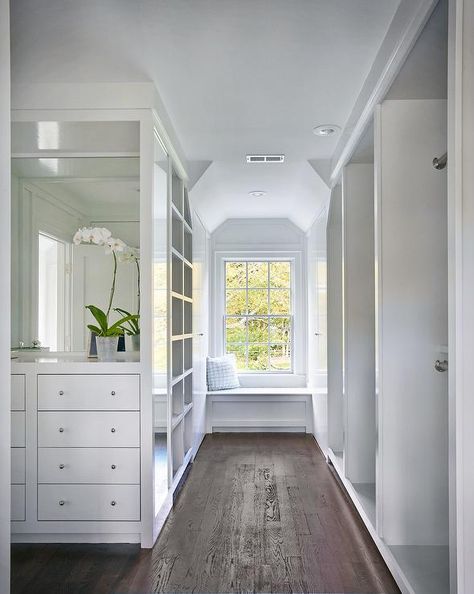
38 233 69 351
224 260 292 372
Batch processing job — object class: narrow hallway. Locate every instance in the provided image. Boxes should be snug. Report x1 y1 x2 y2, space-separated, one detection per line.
12 434 400 594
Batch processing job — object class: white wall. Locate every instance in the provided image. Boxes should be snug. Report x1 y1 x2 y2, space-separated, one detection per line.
191 212 209 453
210 218 307 386
307 210 328 452
0 0 10 590
342 163 376 484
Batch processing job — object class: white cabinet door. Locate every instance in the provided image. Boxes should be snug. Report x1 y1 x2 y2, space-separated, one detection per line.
38 484 140 521
38 448 140 484
38 411 140 447
38 374 139 411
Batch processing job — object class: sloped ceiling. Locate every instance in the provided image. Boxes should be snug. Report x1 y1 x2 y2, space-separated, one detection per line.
11 0 405 231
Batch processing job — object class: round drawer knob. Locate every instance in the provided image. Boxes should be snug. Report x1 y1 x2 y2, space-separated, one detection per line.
110 501 116 507
59 427 64 433
59 390 64 396
59 500 65 506
111 464 116 470
59 464 65 470
111 428 116 433
111 391 116 396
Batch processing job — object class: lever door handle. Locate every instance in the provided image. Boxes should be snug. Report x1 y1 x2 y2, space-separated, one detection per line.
435 359 448 372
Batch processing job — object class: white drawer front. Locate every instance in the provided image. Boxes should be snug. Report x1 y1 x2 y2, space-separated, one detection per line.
11 412 25 447
38 484 140 521
38 448 140 484
11 448 26 484
38 374 139 411
38 412 140 447
11 485 25 521
11 374 25 411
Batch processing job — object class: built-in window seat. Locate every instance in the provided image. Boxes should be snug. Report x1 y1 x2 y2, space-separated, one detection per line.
206 385 313 433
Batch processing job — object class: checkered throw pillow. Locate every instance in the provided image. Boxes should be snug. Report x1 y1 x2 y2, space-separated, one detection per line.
206 354 240 391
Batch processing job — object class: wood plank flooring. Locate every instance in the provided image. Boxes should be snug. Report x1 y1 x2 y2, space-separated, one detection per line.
11 433 400 594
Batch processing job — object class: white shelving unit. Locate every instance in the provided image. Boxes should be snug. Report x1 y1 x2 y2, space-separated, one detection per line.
168 173 193 485
327 98 450 594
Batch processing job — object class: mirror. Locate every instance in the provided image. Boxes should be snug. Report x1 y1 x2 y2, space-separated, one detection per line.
11 155 140 353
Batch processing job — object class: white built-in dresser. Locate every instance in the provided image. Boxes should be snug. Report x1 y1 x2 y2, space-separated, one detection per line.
10 354 146 544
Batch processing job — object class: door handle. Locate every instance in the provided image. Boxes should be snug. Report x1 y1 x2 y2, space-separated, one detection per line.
435 359 448 372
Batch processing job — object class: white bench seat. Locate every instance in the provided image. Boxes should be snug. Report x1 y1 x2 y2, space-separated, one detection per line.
206 386 314 433
207 386 313 396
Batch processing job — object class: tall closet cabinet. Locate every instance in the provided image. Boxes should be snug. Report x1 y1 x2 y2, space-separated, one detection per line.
326 3 451 593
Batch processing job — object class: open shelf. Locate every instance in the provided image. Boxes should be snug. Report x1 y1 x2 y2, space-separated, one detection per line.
352 482 376 527
172 379 184 416
184 301 192 335
183 338 192 372
172 254 183 295
172 172 183 215
183 187 192 228
388 545 449 594
172 421 184 475
184 227 192 262
184 373 193 405
183 263 192 299
172 340 183 380
172 297 183 336
172 208 183 255
184 407 193 455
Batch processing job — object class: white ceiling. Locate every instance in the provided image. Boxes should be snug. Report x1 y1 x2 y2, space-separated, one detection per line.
11 0 403 231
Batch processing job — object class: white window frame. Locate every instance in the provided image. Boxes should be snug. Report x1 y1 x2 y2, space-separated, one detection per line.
213 251 306 377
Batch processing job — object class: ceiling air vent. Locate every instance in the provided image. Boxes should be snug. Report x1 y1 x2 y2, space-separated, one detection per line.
246 154 285 164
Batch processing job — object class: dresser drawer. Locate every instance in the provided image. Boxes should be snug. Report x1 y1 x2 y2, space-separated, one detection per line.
11 448 26 484
11 412 25 447
38 448 140 484
38 412 140 447
11 374 25 411
38 374 139 411
38 484 140 521
11 485 25 521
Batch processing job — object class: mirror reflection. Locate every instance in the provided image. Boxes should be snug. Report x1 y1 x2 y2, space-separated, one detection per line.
11 156 140 353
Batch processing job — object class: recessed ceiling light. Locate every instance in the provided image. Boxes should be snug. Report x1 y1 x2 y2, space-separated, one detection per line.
249 191 267 198
313 124 340 137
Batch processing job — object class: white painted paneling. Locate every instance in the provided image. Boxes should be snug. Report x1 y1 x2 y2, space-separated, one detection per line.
307 211 329 454
191 212 208 454
376 99 448 545
327 185 344 453
343 163 376 484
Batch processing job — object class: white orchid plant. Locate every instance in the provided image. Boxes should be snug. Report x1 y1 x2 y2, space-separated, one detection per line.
73 227 140 337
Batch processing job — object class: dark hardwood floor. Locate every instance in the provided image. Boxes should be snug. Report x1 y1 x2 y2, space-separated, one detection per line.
11 433 400 594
